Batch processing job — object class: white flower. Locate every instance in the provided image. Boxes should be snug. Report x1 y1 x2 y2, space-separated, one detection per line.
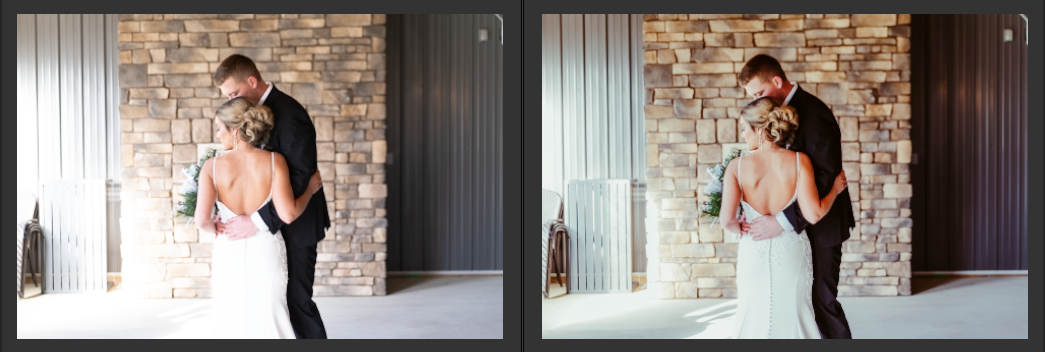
712 164 725 178
704 182 722 195
706 166 720 180
182 164 199 180
179 180 197 195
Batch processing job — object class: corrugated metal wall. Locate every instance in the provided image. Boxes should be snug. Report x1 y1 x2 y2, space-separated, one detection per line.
17 14 123 273
910 14 1028 271
542 14 648 272
386 15 503 271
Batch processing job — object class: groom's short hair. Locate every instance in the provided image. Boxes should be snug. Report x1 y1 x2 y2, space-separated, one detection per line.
213 54 264 86
738 54 788 86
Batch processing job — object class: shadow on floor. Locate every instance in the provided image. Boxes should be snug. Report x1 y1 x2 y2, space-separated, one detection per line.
386 276 502 295
910 275 1021 295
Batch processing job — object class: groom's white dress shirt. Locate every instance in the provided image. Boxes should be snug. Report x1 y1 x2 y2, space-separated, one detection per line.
250 82 275 233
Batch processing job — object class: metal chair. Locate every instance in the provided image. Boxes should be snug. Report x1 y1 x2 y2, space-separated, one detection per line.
542 189 567 298
17 190 41 299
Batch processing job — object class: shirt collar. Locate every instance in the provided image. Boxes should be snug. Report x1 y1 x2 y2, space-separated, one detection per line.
258 81 274 106
782 81 799 107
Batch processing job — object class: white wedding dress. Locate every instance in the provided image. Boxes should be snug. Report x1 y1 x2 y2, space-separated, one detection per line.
210 152 296 339
731 152 821 339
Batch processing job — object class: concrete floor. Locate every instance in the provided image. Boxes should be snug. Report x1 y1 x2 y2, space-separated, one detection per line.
17 276 502 339
542 275 1027 339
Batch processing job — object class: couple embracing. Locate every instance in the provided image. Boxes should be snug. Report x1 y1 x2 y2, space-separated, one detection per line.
722 55 857 339
192 54 330 339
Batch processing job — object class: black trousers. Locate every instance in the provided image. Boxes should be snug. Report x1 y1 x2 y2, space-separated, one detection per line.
811 243 852 339
287 244 327 339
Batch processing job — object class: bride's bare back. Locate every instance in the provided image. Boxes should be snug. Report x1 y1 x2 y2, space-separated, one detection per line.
736 149 800 215
211 148 275 216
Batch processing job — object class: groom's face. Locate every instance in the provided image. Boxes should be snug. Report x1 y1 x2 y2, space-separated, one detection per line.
743 76 786 103
218 76 260 102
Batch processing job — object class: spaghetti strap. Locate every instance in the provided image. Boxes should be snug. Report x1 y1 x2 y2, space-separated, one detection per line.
793 152 801 200
737 156 744 199
268 152 275 200
212 154 217 186
211 154 220 203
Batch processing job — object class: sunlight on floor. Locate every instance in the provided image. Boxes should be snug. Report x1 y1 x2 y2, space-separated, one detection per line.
681 300 737 339
542 276 1028 339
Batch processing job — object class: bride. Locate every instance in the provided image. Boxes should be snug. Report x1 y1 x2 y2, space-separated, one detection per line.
193 97 323 339
720 97 848 339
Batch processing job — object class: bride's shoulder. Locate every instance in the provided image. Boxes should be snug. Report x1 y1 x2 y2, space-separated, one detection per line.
725 156 741 173
201 157 215 171
269 151 287 163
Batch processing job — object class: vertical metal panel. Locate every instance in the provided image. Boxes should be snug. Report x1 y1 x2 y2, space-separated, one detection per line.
630 14 648 273
83 14 106 180
585 14 607 179
561 14 585 195
543 14 648 274
59 14 84 180
37 14 61 182
608 14 632 180
106 14 121 183
18 15 40 195
542 15 566 200
912 14 1028 271
607 14 621 179
385 14 401 271
105 14 123 273
630 14 647 184
387 15 503 271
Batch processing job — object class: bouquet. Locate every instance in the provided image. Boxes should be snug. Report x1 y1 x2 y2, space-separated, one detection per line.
175 148 220 224
699 147 745 225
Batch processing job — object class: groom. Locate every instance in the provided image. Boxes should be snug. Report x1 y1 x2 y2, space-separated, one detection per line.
212 54 331 339
738 54 857 339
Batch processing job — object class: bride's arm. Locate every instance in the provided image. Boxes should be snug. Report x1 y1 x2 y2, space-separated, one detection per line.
795 152 846 224
271 153 323 224
719 158 744 235
194 159 218 234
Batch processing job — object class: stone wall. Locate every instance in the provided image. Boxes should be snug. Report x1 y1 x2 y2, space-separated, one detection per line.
641 14 912 298
117 14 388 298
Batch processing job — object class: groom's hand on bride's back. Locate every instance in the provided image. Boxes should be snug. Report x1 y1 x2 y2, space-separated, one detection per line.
215 214 259 241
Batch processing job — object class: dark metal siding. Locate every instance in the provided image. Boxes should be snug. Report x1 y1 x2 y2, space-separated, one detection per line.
386 15 503 271
911 14 1028 271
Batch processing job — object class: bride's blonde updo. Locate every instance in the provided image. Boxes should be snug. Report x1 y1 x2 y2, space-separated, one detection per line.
740 97 799 148
215 97 274 148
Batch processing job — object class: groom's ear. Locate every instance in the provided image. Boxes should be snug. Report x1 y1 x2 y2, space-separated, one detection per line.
772 76 784 89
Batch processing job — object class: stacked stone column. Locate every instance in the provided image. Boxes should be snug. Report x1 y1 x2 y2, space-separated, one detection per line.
117 14 388 298
642 14 912 298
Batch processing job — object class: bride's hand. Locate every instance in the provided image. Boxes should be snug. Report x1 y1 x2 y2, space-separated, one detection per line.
833 170 848 195
308 170 323 195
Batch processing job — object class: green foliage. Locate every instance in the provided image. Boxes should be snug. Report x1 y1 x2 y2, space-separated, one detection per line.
175 148 219 221
699 147 745 222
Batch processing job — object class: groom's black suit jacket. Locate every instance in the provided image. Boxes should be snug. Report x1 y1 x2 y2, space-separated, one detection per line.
258 85 330 250
780 86 856 250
